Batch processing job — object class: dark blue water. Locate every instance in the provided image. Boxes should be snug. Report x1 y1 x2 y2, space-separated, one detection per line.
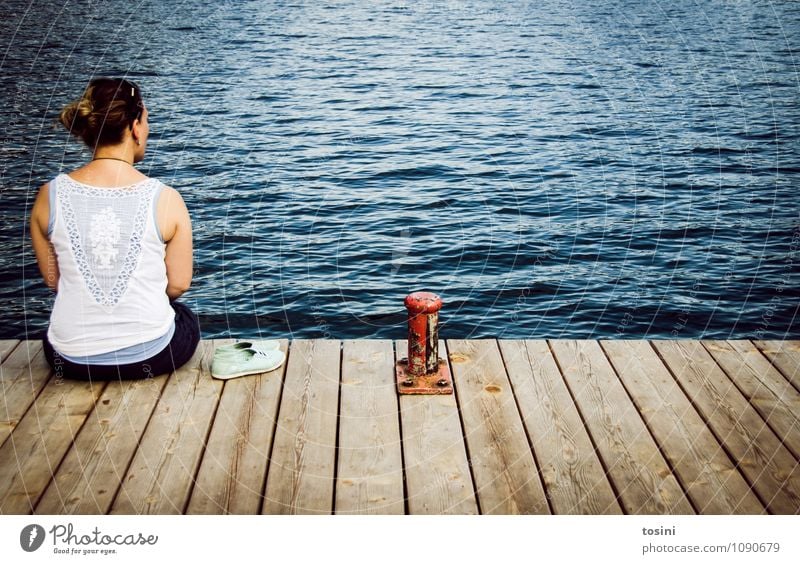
1 0 799 340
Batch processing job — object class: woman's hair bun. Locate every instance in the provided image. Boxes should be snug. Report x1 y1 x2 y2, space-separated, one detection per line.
58 78 142 148
59 96 94 137
76 97 93 119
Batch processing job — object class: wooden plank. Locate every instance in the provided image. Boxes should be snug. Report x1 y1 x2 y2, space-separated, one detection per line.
36 375 169 514
110 341 222 514
187 339 289 515
704 340 800 460
0 341 52 447
0 375 105 513
549 340 693 514
447 339 549 514
397 339 478 515
262 339 340 514
0 340 19 363
653 340 800 514
753 340 800 393
602 340 764 514
335 340 404 514
499 340 621 514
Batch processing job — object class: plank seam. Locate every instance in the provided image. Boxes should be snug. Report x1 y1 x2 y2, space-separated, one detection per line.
597 341 699 515
105 374 174 515
258 341 291 515
0 340 21 365
545 339 627 514
31 380 110 515
647 341 773 514
0 343 51 452
182 342 226 515
752 340 800 396
496 339 554 515
701 341 800 464
331 340 343 515
21 377 108 513
393 340 410 515
446 339 483 515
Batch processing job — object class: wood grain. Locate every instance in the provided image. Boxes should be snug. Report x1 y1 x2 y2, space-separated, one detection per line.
0 374 104 513
550 340 693 514
447 339 549 514
0 340 19 363
262 339 340 514
187 339 289 514
335 340 404 514
499 339 621 514
397 339 478 514
4 338 797 515
110 341 222 514
754 340 800 393
602 340 764 514
36 375 169 514
704 340 800 460
0 341 52 447
653 340 800 514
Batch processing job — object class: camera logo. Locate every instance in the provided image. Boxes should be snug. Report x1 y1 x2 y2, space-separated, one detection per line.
20 524 46 552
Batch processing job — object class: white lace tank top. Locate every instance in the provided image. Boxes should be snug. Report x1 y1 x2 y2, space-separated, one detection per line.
46 173 175 357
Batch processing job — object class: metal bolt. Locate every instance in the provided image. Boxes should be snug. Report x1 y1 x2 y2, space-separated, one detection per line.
436 379 449 387
402 378 414 387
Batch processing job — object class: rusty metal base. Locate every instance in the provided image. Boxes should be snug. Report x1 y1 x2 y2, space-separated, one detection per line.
395 358 453 395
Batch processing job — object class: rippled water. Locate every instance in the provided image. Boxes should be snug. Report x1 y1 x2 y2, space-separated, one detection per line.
1 0 799 339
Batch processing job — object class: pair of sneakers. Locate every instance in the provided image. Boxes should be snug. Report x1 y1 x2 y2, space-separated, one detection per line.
211 340 286 380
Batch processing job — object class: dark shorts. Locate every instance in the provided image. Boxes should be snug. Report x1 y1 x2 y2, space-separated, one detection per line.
42 301 201 381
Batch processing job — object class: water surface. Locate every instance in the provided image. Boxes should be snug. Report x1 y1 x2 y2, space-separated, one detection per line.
1 0 798 339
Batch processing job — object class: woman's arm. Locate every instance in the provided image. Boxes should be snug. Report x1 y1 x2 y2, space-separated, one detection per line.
157 186 193 300
30 183 60 290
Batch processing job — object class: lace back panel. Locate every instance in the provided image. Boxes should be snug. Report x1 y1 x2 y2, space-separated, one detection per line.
57 175 158 309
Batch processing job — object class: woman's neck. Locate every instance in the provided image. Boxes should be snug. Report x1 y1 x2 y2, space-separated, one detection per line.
92 141 137 165
92 155 134 165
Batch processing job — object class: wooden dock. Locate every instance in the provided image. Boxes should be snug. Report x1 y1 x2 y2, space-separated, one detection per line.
1 338 798 515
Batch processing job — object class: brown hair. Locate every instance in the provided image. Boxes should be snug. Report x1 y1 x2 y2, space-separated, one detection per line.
59 78 144 148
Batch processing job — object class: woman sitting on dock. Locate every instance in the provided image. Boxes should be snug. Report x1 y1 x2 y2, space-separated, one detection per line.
29 78 199 380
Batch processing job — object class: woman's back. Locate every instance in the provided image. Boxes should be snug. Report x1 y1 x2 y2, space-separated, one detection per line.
30 77 198 380
46 172 174 357
65 159 149 187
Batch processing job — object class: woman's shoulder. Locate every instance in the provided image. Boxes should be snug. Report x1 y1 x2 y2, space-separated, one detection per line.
156 183 185 202
156 184 190 219
155 184 190 242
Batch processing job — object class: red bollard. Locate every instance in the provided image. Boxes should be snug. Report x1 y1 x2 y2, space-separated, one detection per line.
405 292 442 375
396 291 452 395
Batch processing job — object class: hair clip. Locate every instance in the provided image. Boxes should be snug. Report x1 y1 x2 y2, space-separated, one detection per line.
131 87 135 97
